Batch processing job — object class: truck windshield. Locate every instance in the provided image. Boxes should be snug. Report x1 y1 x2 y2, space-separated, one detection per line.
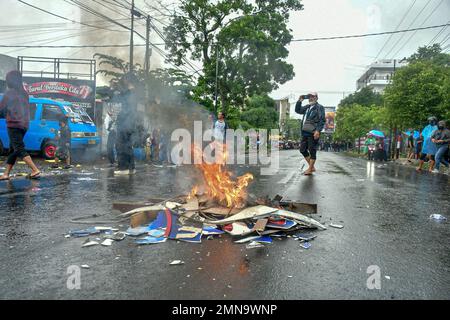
64 105 93 124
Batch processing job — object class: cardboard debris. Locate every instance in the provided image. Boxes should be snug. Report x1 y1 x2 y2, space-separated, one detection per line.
101 239 114 246
223 222 252 236
207 205 278 225
252 219 268 233
67 194 323 251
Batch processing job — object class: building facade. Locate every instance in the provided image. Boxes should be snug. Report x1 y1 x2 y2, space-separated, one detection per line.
356 59 407 93
274 97 291 133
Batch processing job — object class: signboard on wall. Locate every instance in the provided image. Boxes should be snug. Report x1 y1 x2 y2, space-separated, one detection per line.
22 76 96 111
324 106 336 133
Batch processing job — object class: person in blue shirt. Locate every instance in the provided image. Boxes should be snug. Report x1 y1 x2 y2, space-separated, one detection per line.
416 116 438 172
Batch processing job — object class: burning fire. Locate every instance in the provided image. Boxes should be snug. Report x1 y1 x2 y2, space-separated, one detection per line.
189 143 253 208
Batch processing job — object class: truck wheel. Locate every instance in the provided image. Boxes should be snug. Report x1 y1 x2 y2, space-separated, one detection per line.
42 142 57 159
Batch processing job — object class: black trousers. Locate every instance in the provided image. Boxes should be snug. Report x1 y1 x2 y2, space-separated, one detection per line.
300 135 319 160
106 130 116 165
7 127 29 165
116 130 135 171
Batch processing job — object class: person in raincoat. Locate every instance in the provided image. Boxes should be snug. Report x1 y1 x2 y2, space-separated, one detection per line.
416 116 438 172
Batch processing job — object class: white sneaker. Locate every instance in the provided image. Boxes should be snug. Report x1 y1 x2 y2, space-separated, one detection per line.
114 170 129 175
431 169 439 174
129 169 136 175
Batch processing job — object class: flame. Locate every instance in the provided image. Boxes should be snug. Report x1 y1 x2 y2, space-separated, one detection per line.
190 143 253 208
187 185 199 200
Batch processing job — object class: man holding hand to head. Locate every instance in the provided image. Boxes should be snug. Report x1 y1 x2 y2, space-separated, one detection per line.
295 92 325 175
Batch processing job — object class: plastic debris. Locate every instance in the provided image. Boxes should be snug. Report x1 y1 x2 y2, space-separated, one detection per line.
300 241 311 249
126 226 150 236
429 214 447 221
330 223 344 229
81 265 90 269
135 236 167 245
294 233 317 241
70 227 100 237
148 229 165 238
170 260 185 265
202 226 225 235
77 177 99 181
253 236 273 244
245 241 265 249
82 239 99 248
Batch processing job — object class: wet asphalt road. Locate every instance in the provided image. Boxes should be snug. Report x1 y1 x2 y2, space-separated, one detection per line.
0 150 449 300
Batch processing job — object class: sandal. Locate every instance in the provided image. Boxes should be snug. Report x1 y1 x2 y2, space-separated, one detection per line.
0 176 10 181
28 172 41 180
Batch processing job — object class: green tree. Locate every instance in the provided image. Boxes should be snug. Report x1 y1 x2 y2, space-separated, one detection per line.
334 104 378 146
239 94 278 129
408 43 450 67
384 61 449 129
284 118 301 140
338 86 383 108
164 0 303 112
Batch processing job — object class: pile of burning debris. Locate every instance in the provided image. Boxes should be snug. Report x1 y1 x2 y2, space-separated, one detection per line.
68 194 325 249
68 150 327 248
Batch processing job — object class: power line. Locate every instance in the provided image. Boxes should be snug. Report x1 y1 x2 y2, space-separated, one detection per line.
372 0 417 62
2 23 449 49
391 0 445 58
290 23 450 42
428 23 449 46
17 0 124 32
382 0 433 59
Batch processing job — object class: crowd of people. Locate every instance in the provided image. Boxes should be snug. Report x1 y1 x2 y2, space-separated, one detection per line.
415 117 450 174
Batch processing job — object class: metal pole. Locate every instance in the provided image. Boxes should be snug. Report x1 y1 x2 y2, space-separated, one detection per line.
129 0 135 71
214 44 219 115
145 15 151 75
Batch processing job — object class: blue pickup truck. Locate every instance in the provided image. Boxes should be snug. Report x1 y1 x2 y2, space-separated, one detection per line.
0 96 100 159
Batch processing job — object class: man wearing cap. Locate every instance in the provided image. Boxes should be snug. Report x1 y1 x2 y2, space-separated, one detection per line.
295 92 325 175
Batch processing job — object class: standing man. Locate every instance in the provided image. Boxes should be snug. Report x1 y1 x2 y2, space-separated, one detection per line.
105 109 117 167
114 73 138 175
431 120 450 174
295 92 325 175
213 112 228 143
407 131 415 162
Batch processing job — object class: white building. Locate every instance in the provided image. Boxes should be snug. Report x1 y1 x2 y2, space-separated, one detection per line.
274 97 291 133
356 59 408 93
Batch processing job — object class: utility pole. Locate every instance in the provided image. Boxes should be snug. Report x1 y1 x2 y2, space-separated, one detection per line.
145 15 152 101
129 0 135 71
145 15 151 75
214 44 219 115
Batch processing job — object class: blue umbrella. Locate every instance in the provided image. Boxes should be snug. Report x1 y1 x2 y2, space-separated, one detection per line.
368 130 385 138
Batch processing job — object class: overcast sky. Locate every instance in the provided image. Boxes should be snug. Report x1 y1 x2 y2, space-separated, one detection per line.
1 0 449 109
